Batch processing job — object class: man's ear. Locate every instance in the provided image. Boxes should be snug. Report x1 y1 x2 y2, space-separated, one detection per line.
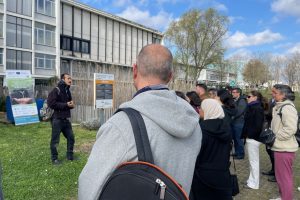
166 71 173 83
133 63 138 79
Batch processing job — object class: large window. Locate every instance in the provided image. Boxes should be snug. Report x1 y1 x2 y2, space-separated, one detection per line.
35 53 55 69
36 0 55 17
0 49 3 65
7 49 32 70
6 15 32 49
0 15 3 38
7 0 32 16
61 35 90 54
35 22 55 46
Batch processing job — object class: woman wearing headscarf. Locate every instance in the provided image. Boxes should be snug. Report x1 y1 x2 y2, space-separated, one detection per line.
241 91 265 190
190 99 232 200
269 84 298 200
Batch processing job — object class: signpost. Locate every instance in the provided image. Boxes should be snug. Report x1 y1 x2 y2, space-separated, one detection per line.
94 73 114 125
6 70 39 125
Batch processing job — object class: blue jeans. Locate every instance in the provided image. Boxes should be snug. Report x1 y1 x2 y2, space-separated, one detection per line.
231 123 244 157
50 118 75 160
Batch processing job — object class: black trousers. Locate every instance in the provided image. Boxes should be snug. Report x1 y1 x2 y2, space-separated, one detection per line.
50 118 75 160
265 145 275 171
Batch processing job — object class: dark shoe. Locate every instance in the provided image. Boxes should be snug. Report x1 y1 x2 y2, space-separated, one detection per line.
268 176 277 182
262 170 275 176
67 155 79 161
234 155 244 160
52 159 61 165
243 184 255 189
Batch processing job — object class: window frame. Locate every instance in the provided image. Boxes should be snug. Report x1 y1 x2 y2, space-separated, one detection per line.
35 53 55 70
35 22 55 47
36 0 55 17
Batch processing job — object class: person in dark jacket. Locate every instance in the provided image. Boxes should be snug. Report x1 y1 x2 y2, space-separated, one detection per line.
231 88 247 159
262 97 277 182
241 91 265 189
186 91 201 114
190 99 232 200
47 73 75 165
216 89 237 126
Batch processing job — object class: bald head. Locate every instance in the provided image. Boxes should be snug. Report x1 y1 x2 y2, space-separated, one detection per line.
136 44 173 83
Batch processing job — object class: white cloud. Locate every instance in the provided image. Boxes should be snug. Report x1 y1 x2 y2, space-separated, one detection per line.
287 43 300 54
214 3 228 12
113 0 132 7
228 16 244 24
226 48 253 60
225 29 283 49
117 6 173 30
271 0 300 18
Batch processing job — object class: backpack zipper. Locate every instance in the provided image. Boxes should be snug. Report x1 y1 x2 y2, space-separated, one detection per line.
156 178 166 200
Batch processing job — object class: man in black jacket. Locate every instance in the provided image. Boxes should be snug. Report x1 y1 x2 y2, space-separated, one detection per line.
48 73 75 165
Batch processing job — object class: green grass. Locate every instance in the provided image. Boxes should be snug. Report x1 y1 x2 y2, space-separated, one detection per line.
0 122 96 200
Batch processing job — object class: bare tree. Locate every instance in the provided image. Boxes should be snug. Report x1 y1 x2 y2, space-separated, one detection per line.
283 53 300 86
165 8 229 82
243 59 270 88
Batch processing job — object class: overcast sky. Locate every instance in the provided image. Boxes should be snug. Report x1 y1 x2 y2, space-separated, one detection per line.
77 0 300 58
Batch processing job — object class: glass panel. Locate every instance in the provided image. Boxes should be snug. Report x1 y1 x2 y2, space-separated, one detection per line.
37 0 44 13
17 0 22 14
45 0 52 16
45 30 52 46
0 49 3 65
0 15 3 38
22 26 32 49
38 57 44 68
16 25 21 48
22 19 32 27
6 23 16 47
6 16 16 24
22 0 32 16
6 50 16 69
17 51 22 69
7 0 17 13
73 40 80 52
22 51 32 70
37 29 44 44
45 59 52 69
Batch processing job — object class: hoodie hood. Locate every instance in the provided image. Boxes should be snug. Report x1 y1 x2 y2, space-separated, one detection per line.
200 119 231 142
120 90 200 138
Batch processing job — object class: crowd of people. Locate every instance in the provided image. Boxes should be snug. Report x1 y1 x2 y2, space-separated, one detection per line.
174 83 298 200
48 44 298 200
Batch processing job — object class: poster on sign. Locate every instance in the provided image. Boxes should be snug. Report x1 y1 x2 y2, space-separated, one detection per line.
6 70 39 125
94 73 114 109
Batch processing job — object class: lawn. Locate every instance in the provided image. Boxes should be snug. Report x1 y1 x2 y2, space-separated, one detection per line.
0 122 96 200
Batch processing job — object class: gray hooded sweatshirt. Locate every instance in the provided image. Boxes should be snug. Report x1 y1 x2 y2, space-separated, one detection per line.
78 89 202 200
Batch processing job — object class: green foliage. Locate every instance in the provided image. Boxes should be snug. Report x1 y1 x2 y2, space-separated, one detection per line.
0 122 96 200
165 8 229 82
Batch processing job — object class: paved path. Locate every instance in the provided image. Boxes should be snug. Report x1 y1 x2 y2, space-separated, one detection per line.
234 145 300 200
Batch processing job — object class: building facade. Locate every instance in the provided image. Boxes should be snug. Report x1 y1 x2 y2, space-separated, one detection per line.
0 0 163 89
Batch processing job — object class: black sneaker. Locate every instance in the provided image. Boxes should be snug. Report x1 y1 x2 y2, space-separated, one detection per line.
262 170 275 176
52 159 61 165
268 176 277 182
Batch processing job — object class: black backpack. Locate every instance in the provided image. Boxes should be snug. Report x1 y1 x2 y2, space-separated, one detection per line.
98 108 189 200
278 104 300 147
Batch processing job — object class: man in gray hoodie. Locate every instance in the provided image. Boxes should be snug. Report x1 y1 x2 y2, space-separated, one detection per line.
78 44 202 200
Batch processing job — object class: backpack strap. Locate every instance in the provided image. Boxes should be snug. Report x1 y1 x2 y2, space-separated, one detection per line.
55 87 60 95
115 108 154 164
278 103 295 120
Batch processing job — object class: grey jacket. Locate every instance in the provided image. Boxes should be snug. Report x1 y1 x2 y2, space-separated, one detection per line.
78 89 202 200
232 96 247 124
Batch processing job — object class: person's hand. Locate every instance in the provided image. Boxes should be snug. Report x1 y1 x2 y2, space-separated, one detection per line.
67 101 75 108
